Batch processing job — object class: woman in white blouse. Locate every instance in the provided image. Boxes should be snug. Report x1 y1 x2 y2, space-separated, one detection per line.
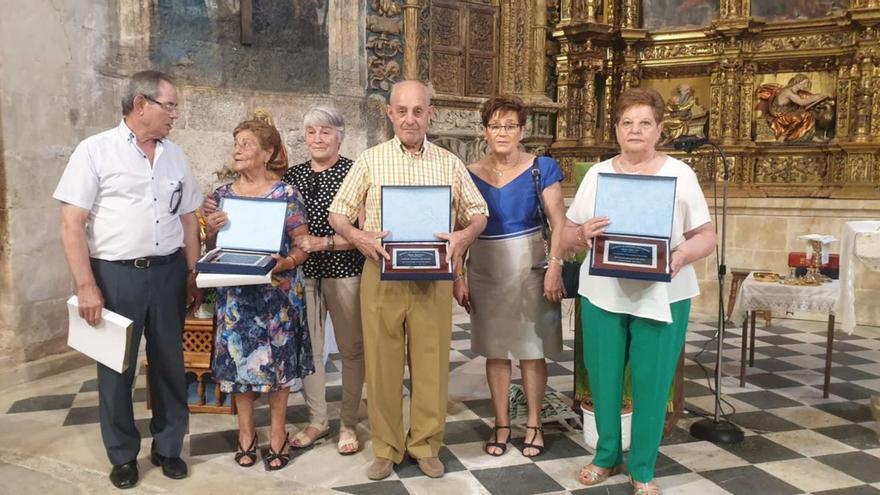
563 88 717 495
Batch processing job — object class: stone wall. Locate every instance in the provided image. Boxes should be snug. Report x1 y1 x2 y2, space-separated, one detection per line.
0 0 121 369
0 0 385 371
691 198 880 327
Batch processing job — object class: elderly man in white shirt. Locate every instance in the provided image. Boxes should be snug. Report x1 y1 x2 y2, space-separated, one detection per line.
54 70 202 490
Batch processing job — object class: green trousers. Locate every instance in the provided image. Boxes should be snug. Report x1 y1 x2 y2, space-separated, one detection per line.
581 297 690 483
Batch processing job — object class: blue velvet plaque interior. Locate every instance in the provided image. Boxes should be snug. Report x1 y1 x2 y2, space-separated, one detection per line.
381 186 452 242
593 173 676 238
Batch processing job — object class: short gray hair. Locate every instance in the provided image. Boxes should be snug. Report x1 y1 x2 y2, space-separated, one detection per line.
302 106 346 141
121 70 175 116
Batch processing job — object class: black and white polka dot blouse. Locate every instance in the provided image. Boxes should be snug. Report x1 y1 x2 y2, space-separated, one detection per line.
282 156 365 279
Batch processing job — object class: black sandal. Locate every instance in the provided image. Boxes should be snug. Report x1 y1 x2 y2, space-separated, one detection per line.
234 432 257 468
264 432 291 471
484 425 510 456
521 425 544 458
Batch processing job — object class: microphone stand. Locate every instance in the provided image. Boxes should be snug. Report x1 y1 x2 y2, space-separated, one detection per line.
680 140 744 445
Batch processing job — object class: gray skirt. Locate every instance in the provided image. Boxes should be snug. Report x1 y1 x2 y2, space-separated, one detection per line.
467 230 562 360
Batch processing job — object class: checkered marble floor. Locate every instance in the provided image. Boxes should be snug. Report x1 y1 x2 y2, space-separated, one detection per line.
3 303 880 494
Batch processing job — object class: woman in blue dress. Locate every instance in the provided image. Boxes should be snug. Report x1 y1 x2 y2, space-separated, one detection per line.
454 96 567 458
203 115 314 471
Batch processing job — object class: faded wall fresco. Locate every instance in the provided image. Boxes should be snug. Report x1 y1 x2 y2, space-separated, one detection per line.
642 0 719 31
151 0 329 92
751 0 848 21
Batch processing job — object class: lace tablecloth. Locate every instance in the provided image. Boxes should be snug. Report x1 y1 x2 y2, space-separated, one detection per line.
732 273 840 323
837 220 880 335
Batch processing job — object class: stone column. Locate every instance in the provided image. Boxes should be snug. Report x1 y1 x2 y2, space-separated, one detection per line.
719 57 742 145
554 54 578 143
853 53 874 142
530 0 548 98
559 0 573 25
621 0 638 29
329 0 367 96
709 67 723 140
738 63 755 142
836 62 857 141
600 64 615 143
583 0 598 22
579 65 598 146
604 0 617 26
111 0 152 72
402 0 420 80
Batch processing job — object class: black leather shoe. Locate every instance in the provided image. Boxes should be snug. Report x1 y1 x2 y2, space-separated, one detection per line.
109 461 138 489
150 450 188 479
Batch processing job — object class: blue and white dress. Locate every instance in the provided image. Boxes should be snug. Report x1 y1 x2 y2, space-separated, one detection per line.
467 156 563 360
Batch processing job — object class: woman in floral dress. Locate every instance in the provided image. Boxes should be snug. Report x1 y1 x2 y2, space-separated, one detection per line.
203 114 314 471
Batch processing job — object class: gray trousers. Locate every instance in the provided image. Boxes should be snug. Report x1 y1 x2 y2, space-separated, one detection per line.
91 253 189 466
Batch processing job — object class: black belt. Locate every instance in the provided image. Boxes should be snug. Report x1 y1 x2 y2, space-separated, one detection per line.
106 249 181 269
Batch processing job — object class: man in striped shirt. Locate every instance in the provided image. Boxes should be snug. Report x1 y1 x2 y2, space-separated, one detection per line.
329 80 488 480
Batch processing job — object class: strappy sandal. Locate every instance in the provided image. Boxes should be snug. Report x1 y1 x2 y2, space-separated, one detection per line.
521 425 544 458
234 432 258 468
631 478 662 495
337 427 359 456
264 432 291 471
577 463 624 486
290 423 330 449
484 425 510 456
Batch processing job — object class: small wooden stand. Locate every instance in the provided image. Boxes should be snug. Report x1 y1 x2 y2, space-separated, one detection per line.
144 313 235 414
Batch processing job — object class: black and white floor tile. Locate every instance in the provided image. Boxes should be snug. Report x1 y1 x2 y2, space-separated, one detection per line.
3 305 880 494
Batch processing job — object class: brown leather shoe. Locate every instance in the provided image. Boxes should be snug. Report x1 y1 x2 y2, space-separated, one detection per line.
367 457 394 480
417 456 444 478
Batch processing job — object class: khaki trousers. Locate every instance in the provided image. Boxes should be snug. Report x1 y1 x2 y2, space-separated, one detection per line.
360 260 453 463
302 276 365 428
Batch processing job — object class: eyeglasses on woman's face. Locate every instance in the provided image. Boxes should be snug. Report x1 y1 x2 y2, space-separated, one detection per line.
486 124 521 135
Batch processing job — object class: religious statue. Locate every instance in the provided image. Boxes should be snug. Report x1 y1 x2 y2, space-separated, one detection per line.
755 74 835 143
661 84 707 145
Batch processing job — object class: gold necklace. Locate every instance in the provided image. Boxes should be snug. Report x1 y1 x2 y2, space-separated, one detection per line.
490 151 521 178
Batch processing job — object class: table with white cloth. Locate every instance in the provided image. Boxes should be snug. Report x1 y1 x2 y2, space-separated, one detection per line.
732 273 840 398
836 220 880 335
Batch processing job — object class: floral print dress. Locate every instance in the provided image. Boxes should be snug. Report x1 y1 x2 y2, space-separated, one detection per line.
211 182 315 393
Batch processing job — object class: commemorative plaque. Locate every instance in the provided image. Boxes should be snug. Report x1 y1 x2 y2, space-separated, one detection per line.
589 173 677 282
195 197 287 285
380 185 453 280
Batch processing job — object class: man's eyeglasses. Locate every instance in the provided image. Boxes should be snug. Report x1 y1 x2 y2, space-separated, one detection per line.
143 94 180 114
169 181 183 214
486 124 521 134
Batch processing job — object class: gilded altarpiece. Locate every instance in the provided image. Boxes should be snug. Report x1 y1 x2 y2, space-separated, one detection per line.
550 0 880 198
392 0 559 165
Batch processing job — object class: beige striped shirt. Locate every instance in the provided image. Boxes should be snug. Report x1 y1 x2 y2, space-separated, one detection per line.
329 136 488 232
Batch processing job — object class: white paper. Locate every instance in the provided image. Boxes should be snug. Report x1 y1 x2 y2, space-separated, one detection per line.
66 296 133 373
196 271 272 288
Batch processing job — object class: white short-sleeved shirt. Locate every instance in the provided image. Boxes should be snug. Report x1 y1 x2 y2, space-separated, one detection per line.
53 120 203 261
566 156 712 323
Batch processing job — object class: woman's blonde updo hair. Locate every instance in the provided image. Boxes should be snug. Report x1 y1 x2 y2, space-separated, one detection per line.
233 108 289 174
